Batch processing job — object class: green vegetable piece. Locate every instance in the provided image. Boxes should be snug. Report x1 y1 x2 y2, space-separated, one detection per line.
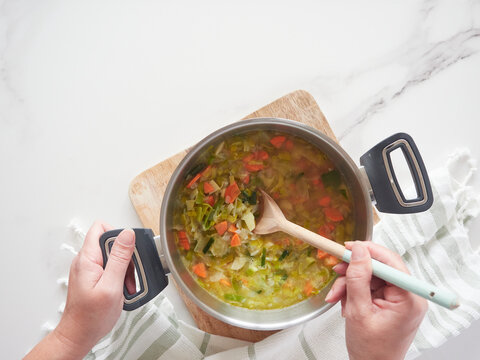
202 237 214 254
224 294 245 302
322 170 341 188
261 248 266 267
240 190 257 205
232 278 242 293
340 188 348 199
256 289 263 294
278 250 289 261
281 273 288 281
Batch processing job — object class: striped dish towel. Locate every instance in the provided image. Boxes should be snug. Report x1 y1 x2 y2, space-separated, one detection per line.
60 149 480 360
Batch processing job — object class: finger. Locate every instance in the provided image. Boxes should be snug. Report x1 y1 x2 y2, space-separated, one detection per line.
346 241 412 303
345 241 409 273
333 262 348 275
325 276 347 303
341 298 346 317
345 241 373 316
100 229 136 290
81 220 113 264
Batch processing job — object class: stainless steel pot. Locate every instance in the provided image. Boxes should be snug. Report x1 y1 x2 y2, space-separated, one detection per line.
99 118 433 330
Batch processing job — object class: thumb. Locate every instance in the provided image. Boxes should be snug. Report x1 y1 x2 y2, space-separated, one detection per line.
346 241 373 316
101 229 135 289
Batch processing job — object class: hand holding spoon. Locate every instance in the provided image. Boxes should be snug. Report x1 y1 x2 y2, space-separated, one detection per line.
254 190 459 310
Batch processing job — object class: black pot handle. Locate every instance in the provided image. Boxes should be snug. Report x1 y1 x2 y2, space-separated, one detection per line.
99 228 168 311
360 133 433 214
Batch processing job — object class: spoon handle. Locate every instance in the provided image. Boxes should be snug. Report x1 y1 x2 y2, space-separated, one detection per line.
342 250 459 310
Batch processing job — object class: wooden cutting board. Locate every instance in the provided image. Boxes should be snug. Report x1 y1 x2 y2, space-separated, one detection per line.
128 89 377 342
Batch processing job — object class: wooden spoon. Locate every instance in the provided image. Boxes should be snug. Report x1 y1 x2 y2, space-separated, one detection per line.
254 190 459 310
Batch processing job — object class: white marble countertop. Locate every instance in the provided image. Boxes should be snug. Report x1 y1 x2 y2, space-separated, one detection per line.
1 0 479 359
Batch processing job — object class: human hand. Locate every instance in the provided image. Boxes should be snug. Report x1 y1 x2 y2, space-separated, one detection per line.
325 241 427 360
25 222 136 360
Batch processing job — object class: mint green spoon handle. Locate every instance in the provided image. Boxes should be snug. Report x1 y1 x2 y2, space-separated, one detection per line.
342 250 459 310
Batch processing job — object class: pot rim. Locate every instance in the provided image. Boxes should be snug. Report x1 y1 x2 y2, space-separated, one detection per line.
159 117 373 330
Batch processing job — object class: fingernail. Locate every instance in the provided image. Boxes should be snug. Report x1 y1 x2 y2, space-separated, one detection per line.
344 241 353 246
325 286 334 302
118 229 135 246
351 242 366 260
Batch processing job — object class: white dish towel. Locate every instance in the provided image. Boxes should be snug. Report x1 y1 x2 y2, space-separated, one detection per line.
55 149 480 360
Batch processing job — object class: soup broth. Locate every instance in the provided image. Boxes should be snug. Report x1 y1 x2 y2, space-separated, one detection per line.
172 130 355 309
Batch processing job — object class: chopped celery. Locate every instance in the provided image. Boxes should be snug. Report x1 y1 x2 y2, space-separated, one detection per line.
224 294 245 302
242 211 255 231
186 200 195 211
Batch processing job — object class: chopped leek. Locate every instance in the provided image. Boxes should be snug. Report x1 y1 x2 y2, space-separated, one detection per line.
202 237 214 254
278 250 289 261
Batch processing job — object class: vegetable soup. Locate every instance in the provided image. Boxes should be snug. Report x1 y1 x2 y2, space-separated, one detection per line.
172 131 355 309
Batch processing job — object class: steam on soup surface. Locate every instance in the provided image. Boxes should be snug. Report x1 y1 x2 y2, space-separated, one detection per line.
173 130 354 309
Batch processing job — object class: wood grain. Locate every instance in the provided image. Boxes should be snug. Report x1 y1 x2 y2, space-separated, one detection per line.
128 89 378 342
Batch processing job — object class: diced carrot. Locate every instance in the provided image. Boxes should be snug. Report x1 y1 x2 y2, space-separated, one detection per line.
316 249 328 259
242 174 250 184
192 263 207 278
303 280 313 296
317 225 331 238
228 224 237 233
324 207 344 222
224 182 241 203
201 165 212 175
312 178 320 185
215 221 228 236
285 139 294 150
245 163 264 172
242 154 254 163
219 278 231 287
203 181 215 194
241 278 249 285
272 192 280 199
186 173 202 189
177 231 190 250
326 222 336 231
205 195 215 207
318 196 331 207
230 233 241 247
270 136 286 148
253 150 269 160
324 255 341 267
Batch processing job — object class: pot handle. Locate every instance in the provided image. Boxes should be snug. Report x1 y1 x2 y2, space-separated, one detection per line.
360 133 433 214
99 228 168 311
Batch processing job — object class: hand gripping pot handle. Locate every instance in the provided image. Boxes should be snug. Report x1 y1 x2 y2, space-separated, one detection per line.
99 228 168 311
360 133 434 214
